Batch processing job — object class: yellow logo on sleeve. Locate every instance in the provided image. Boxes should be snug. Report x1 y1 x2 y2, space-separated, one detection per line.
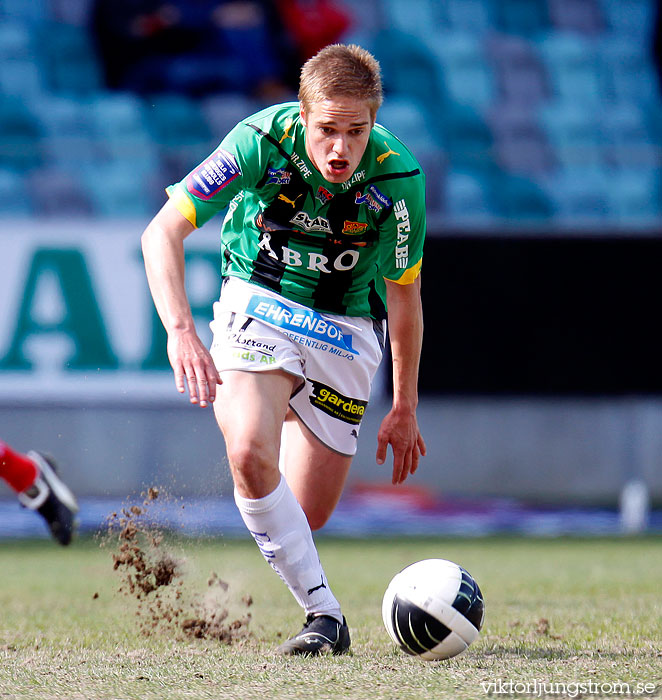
377 141 400 164
279 117 295 144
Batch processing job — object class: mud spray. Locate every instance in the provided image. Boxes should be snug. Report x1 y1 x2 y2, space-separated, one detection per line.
103 487 252 643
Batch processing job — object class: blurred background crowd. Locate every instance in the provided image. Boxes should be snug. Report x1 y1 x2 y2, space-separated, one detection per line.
1 0 662 228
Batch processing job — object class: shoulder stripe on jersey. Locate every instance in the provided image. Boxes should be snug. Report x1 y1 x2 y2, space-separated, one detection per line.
246 121 314 195
167 186 198 228
245 122 292 162
361 169 421 188
385 258 422 285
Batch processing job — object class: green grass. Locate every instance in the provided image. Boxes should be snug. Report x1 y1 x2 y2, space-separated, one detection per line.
0 536 660 700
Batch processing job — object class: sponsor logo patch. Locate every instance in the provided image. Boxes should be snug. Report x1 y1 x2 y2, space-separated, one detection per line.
355 189 381 212
266 168 291 185
245 295 357 355
290 211 332 233
376 141 400 164
316 186 334 205
290 152 312 179
341 169 366 190
187 148 240 200
279 116 294 144
257 232 361 273
393 198 410 269
367 184 392 208
308 380 367 424
278 193 303 208
342 221 368 235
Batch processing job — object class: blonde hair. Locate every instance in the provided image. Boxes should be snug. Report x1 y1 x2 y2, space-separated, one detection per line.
299 44 383 119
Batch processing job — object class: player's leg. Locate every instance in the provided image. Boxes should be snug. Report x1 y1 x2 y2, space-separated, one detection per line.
280 410 352 531
0 439 38 492
213 369 294 498
213 370 348 654
0 440 78 545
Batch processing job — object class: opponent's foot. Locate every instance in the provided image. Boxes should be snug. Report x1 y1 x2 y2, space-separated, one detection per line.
277 614 350 656
18 452 79 545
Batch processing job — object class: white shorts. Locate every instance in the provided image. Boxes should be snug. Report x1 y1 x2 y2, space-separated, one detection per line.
209 277 385 456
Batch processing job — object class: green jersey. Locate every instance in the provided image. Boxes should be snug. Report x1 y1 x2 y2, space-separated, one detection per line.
167 102 425 319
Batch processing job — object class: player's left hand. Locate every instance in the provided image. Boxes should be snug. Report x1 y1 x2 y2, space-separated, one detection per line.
376 407 427 485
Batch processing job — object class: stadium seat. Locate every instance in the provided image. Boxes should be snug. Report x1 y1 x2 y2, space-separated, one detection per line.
0 97 42 171
427 33 495 107
544 168 611 224
381 0 440 40
539 102 603 170
377 96 446 213
83 162 159 218
0 58 43 99
493 174 555 222
538 33 602 105
89 93 158 168
0 0 49 23
0 21 32 60
442 169 495 225
337 0 383 34
27 166 94 217
600 103 659 170
415 148 446 214
34 96 100 172
487 104 555 175
0 167 33 216
443 0 494 34
89 94 148 140
373 29 445 107
377 96 436 154
607 170 661 224
144 94 216 179
600 0 655 36
487 34 549 104
36 22 102 94
144 95 212 148
495 0 550 36
598 37 659 105
201 94 262 142
0 24 40 97
643 98 662 150
547 0 605 34
439 104 494 172
47 0 92 27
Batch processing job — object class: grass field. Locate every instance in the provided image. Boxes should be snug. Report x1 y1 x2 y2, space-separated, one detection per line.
0 535 660 700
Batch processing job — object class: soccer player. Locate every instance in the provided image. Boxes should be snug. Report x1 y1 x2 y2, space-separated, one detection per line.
142 44 426 655
0 439 79 545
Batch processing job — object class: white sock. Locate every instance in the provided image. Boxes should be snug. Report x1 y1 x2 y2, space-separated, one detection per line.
234 475 342 622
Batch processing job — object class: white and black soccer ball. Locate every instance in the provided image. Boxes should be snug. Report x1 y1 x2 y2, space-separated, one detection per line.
382 558 485 661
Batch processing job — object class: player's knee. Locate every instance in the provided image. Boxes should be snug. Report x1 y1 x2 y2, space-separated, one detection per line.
304 505 333 532
226 441 276 497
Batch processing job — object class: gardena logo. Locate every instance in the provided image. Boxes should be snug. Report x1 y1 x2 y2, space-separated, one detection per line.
307 380 367 424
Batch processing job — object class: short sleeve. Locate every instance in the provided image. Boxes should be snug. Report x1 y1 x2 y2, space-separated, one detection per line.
166 122 263 228
379 171 426 284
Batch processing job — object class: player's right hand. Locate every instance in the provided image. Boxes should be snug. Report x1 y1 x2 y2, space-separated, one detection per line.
167 328 221 408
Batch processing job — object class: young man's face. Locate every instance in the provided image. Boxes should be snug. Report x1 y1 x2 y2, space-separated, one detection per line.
300 97 374 184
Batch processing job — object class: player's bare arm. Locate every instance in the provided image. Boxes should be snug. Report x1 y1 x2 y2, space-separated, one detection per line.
141 199 221 407
377 275 427 484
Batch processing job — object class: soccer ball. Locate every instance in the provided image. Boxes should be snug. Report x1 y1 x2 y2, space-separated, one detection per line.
382 558 485 661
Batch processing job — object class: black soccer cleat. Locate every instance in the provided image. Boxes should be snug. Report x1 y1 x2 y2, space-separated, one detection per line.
277 614 351 656
18 452 79 546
